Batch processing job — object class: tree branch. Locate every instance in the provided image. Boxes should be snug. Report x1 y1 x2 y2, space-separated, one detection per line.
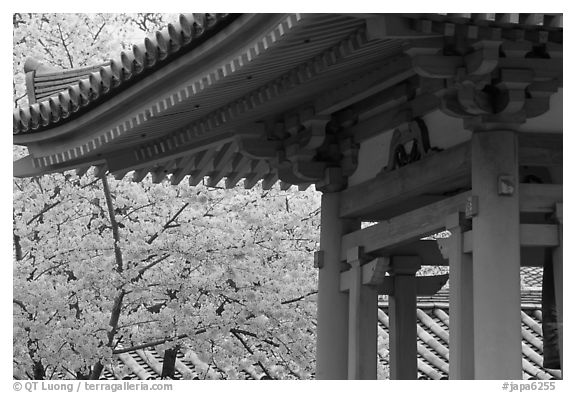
112 333 188 355
100 174 123 273
56 23 74 68
13 299 30 315
231 330 273 379
132 254 170 282
147 203 189 244
26 201 61 225
281 290 318 305
91 22 106 45
230 328 279 348
90 174 125 380
37 38 55 60
13 232 23 261
123 202 155 219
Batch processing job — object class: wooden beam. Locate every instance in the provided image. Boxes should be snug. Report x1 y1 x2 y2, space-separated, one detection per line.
340 142 471 219
518 132 562 167
344 93 440 143
463 224 559 252
462 242 552 267
520 224 559 247
341 191 470 260
520 184 562 213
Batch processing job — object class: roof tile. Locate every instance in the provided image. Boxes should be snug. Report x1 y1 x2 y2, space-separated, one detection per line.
14 14 236 135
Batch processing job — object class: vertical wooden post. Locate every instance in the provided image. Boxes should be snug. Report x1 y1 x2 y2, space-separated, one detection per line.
316 192 360 379
471 130 522 379
553 203 563 373
388 256 420 380
444 212 474 379
347 248 378 379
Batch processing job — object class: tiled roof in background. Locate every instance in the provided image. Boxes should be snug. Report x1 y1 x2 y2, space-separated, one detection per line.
378 290 559 380
522 266 545 289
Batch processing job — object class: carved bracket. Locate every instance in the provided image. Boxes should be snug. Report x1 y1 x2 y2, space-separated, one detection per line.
405 37 562 129
236 106 360 192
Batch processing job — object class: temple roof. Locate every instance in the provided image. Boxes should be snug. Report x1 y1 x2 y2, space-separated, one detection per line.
13 13 563 191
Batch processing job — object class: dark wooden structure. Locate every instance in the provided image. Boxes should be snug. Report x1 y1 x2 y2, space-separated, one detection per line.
14 13 563 379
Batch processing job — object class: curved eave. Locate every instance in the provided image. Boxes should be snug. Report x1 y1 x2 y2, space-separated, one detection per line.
16 14 380 170
13 13 238 137
13 13 267 148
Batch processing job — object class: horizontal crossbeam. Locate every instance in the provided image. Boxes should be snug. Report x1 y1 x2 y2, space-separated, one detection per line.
519 183 562 213
340 191 470 261
462 224 559 252
340 142 471 219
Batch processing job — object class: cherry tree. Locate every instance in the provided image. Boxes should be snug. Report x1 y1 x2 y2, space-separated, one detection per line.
13 13 321 380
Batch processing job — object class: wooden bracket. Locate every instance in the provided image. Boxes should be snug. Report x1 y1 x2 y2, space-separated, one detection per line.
340 254 391 291
465 40 501 76
236 107 358 191
403 28 561 124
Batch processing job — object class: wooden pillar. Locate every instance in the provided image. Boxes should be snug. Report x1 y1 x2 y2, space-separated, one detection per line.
316 192 360 379
347 248 378 379
444 213 474 379
388 256 420 380
471 130 522 379
553 203 563 373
